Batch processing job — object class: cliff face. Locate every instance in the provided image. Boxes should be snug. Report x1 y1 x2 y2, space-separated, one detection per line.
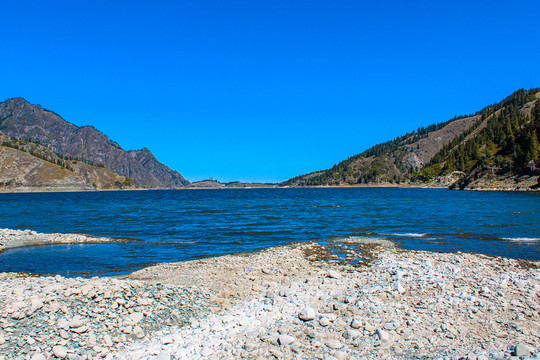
0 98 189 188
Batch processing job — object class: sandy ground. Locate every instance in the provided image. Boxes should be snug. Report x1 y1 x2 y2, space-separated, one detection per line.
1 234 539 359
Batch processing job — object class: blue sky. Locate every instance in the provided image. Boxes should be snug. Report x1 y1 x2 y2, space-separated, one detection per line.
1 1 539 183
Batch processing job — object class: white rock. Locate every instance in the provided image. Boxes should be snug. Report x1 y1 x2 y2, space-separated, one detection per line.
69 317 86 328
161 335 173 345
364 323 376 332
243 340 258 351
343 329 361 339
103 334 113 347
376 329 390 342
30 296 44 312
31 353 46 360
52 345 68 358
350 318 362 329
72 325 89 333
129 312 144 324
57 318 69 330
319 317 331 327
326 339 343 349
133 325 145 339
156 351 171 360
59 329 69 339
392 280 406 294
515 343 532 356
278 334 296 345
327 270 342 279
298 307 316 321
11 311 25 320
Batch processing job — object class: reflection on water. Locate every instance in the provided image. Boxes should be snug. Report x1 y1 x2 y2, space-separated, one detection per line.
0 188 538 277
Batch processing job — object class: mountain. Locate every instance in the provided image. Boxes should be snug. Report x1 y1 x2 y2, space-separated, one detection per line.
0 133 132 191
283 88 540 191
0 98 189 188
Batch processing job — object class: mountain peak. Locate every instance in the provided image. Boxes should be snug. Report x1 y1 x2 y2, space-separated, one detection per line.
0 98 189 188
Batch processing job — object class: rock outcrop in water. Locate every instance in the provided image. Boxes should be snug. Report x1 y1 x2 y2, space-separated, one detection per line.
0 98 189 188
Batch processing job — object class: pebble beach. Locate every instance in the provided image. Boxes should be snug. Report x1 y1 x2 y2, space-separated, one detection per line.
0 231 539 359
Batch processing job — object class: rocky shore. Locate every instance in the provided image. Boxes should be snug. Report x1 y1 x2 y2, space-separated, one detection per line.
0 235 539 360
0 228 118 252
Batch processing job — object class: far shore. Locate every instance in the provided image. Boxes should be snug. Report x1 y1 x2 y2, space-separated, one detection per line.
5 182 537 194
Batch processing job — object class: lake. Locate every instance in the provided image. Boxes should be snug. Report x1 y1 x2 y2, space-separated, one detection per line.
0 188 538 276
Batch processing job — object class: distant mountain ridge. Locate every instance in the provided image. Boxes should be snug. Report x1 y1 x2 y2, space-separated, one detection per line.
0 98 189 188
284 88 540 191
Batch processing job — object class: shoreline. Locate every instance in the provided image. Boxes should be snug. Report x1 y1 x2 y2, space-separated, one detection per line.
1 183 539 193
0 228 122 253
0 234 538 359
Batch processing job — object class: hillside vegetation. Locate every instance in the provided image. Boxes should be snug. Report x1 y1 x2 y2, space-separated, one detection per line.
0 133 134 191
283 88 540 190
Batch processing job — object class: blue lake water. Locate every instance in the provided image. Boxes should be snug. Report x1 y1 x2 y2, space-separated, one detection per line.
0 188 539 277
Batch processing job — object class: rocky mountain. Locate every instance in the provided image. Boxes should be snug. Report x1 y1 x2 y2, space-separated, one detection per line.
0 98 189 188
0 133 131 191
284 88 540 190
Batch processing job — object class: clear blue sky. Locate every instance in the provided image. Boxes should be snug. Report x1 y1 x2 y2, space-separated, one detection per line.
1 1 539 183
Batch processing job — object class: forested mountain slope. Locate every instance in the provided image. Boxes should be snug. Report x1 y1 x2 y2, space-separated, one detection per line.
284 88 540 190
